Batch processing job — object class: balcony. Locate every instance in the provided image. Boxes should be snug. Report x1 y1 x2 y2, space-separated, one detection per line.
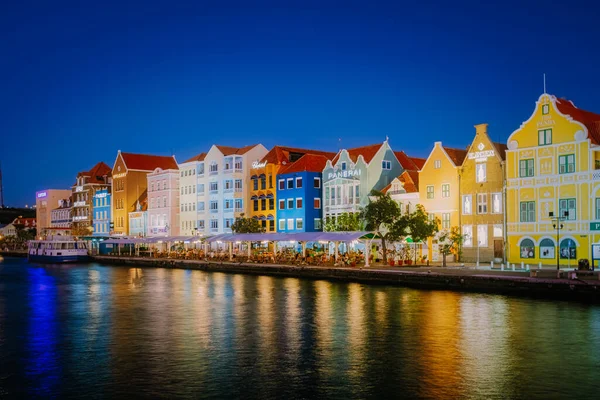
223 167 233 174
72 215 88 221
209 169 218 176
224 187 234 193
210 208 219 214
209 189 218 194
235 207 243 213
210 227 219 233
73 201 86 207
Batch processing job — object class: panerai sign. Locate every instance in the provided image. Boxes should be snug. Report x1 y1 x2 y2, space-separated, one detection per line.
467 143 495 162
252 161 267 169
327 169 362 179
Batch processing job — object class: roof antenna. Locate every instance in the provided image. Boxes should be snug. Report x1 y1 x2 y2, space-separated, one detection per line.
543 73 547 94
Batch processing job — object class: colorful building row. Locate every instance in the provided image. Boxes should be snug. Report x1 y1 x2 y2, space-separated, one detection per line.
34 91 600 267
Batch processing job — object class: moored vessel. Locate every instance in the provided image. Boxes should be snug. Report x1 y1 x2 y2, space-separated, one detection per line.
27 236 90 263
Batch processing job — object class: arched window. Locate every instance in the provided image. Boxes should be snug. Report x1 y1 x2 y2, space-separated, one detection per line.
520 238 535 259
540 238 555 259
560 239 576 259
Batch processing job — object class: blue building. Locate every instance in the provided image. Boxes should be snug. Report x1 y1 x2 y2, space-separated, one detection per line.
276 154 331 232
92 188 111 236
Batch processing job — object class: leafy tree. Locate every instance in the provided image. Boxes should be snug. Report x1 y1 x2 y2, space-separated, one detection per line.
362 190 401 264
323 212 363 232
436 226 464 267
231 214 265 233
405 205 439 264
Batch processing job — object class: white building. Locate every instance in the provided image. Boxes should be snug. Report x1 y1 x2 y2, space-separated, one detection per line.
382 170 421 215
179 144 268 236
147 166 180 237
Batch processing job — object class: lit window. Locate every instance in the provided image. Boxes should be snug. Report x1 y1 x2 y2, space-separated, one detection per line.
476 163 486 183
520 201 535 222
538 129 552 145
442 213 450 228
296 219 303 230
492 193 502 214
477 225 488 247
477 193 488 214
287 219 294 230
462 195 472 215
519 159 535 177
442 184 450 198
558 154 575 174
426 185 434 199
434 160 441 169
314 218 322 230
279 200 285 210
520 239 535 259
463 225 473 247
279 219 285 230
314 198 321 209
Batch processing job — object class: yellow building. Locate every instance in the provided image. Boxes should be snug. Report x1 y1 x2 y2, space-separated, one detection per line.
506 93 600 266
248 146 335 232
419 142 467 261
459 124 507 263
111 151 178 236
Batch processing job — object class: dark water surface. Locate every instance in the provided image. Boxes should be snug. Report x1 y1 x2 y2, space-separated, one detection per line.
1 257 600 399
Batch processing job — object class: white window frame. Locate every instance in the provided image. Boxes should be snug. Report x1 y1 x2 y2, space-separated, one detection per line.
279 219 286 230
296 177 303 188
314 177 321 188
314 198 321 209
463 225 473 247
296 218 303 230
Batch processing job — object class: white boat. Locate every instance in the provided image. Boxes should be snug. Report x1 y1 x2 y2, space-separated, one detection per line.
27 236 90 263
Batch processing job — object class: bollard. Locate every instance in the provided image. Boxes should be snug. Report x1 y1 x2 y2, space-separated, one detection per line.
526 264 530 271
512 264 516 271
539 262 542 270
501 263 504 271
521 262 524 270
491 261 494 269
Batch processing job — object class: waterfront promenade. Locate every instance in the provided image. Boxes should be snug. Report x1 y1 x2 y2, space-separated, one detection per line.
90 254 600 302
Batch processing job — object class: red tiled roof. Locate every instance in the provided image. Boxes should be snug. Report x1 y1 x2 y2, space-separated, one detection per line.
12 217 37 227
410 157 426 170
555 97 600 145
216 144 260 156
332 143 382 165
260 146 336 165
442 146 468 167
492 142 508 161
394 151 424 171
278 154 331 175
183 152 207 163
120 152 178 171
381 170 419 194
78 162 112 184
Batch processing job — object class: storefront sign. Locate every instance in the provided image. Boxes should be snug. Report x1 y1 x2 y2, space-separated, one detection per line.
130 212 143 218
95 192 107 198
590 222 600 231
252 161 267 169
36 191 48 199
113 173 127 179
467 145 495 162
327 169 362 179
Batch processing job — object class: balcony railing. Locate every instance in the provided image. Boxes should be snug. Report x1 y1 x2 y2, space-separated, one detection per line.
73 201 86 207
209 169 218 176
210 227 219 232
235 207 243 213
224 188 234 193
593 170 600 180
210 208 218 213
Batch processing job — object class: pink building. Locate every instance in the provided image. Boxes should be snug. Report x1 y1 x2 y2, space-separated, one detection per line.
146 166 180 237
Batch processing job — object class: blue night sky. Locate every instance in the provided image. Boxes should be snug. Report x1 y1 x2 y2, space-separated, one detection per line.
1 0 599 206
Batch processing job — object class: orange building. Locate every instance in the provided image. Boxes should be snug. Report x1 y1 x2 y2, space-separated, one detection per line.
111 151 178 236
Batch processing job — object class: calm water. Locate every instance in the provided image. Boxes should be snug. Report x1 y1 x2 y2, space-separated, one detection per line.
1 257 600 399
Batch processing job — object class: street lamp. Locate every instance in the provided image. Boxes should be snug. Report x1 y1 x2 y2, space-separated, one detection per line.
549 210 568 274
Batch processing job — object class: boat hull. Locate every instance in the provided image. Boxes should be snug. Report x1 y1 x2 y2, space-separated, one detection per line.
27 254 90 263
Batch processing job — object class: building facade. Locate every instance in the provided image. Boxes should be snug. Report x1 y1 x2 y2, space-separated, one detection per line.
71 162 112 235
35 189 72 236
111 151 178 236
249 146 335 232
179 144 267 236
147 166 180 237
506 93 600 265
322 141 404 220
459 124 507 263
129 197 148 237
383 170 420 216
51 197 73 234
276 154 331 232
92 188 111 237
419 142 467 261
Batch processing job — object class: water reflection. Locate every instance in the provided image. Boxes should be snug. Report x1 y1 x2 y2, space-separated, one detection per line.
1 259 600 398
25 267 60 397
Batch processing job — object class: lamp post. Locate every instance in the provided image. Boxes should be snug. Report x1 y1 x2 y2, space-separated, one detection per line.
549 210 568 274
